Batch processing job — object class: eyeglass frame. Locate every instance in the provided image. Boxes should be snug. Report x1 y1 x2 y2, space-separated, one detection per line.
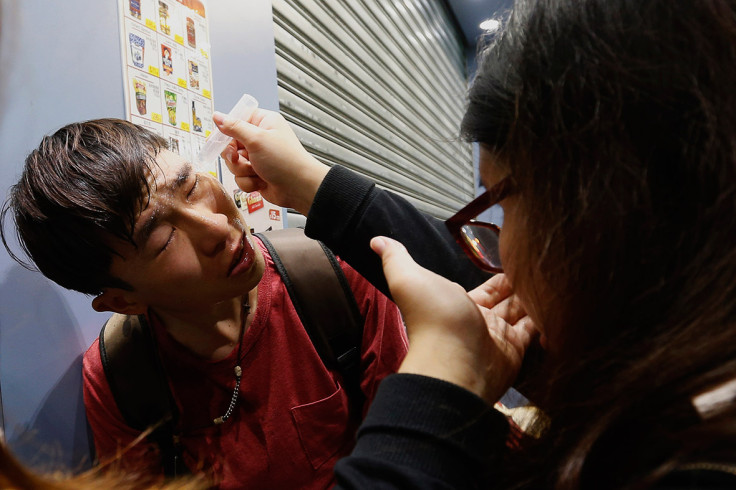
445 177 513 273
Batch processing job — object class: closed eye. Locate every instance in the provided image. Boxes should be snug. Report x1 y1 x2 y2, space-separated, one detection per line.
186 175 199 200
159 228 175 254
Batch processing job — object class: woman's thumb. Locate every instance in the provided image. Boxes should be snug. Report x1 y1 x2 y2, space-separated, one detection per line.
370 236 422 293
213 111 258 143
370 236 409 263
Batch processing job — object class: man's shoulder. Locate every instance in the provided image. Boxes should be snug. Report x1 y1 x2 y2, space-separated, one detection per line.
82 333 105 387
255 229 350 282
254 229 387 305
83 313 145 373
83 335 102 364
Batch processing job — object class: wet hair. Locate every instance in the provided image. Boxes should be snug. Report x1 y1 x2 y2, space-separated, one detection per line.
1 119 167 295
462 0 736 487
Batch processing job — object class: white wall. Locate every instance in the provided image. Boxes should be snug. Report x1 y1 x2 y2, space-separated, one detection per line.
0 0 278 471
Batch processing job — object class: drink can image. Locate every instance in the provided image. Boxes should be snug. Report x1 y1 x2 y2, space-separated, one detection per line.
129 34 145 69
165 91 177 126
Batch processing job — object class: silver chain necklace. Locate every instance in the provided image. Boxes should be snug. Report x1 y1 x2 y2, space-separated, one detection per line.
213 295 250 425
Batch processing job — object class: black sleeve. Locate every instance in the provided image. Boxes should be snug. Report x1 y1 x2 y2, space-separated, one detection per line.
305 165 492 298
653 468 736 489
333 374 510 489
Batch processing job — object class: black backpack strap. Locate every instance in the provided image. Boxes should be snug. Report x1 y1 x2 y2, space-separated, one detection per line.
99 313 188 477
256 228 366 414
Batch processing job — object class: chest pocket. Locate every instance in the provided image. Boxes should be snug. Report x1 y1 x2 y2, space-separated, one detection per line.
290 382 356 470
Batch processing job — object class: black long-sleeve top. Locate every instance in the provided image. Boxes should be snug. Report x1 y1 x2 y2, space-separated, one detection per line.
304 165 736 489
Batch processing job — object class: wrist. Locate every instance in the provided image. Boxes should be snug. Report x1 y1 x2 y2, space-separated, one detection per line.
292 157 329 215
398 333 497 403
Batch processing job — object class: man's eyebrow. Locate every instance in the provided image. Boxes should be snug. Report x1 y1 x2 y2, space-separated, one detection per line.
173 163 192 191
134 163 193 248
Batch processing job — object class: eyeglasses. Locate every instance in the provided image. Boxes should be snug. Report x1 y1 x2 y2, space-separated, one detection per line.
445 177 513 273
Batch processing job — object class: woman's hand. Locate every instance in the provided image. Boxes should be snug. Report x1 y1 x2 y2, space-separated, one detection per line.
213 109 329 215
372 236 536 404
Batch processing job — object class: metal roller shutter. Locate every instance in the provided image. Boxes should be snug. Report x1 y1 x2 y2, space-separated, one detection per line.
273 0 473 218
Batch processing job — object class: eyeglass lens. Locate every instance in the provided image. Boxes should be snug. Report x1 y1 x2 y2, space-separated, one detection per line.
460 223 502 270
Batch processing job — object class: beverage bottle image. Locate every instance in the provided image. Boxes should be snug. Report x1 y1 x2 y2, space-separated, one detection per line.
192 101 202 132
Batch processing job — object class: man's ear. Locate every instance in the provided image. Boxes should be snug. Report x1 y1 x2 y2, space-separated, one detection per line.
92 289 147 315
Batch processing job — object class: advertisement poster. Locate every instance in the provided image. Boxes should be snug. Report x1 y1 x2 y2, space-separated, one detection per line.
119 0 284 231
119 0 215 174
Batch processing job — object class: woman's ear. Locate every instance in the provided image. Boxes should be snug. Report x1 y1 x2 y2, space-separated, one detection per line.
92 289 147 315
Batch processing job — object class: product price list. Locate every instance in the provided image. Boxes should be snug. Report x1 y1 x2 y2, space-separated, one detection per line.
119 0 217 175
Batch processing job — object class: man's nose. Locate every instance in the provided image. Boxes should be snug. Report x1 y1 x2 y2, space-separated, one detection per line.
186 208 230 257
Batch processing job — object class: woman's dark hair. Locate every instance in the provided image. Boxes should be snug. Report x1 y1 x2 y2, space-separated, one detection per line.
1 119 167 295
0 433 205 489
462 0 736 487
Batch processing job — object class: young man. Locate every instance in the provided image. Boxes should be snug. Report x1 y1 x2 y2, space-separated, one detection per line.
1 119 408 489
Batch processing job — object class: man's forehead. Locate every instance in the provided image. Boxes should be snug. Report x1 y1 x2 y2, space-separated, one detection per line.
149 150 192 189
136 153 193 213
132 152 193 239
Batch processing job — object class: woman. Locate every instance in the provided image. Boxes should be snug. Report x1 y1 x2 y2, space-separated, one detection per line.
215 0 736 487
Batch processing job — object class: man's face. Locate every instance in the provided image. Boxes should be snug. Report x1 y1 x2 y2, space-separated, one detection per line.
108 150 265 314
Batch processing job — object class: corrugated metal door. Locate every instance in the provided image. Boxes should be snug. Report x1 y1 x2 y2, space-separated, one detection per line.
273 0 473 218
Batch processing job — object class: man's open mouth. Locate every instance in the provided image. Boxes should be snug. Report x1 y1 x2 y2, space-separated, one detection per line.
228 233 254 277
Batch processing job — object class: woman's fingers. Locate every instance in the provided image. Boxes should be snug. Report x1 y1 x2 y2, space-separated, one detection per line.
371 236 527 403
234 175 266 193
468 274 513 309
469 274 530 327
488 294 529 328
370 236 470 326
